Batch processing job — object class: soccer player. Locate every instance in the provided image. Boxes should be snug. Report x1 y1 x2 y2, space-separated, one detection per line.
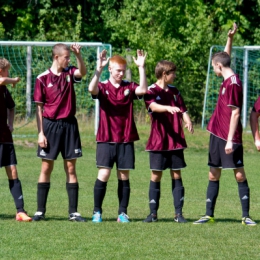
0 58 32 221
250 97 260 151
193 23 256 226
32 43 87 222
88 49 147 223
142 60 194 223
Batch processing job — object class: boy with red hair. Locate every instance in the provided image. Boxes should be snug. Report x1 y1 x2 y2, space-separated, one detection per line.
88 50 147 223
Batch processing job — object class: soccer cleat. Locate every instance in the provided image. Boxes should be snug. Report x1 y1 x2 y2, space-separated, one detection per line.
174 214 187 223
117 212 130 223
32 211 45 221
16 212 32 222
69 212 86 222
242 217 257 226
143 213 158 223
92 211 102 223
193 215 215 224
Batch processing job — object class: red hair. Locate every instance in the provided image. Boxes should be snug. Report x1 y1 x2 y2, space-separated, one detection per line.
109 55 127 66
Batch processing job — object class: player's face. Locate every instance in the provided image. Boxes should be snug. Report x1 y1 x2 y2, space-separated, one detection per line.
109 63 126 84
212 60 222 77
0 68 9 77
56 50 71 69
165 71 176 84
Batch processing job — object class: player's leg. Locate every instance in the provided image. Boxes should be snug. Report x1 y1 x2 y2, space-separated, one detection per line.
143 170 162 223
194 135 221 224
169 149 187 223
92 167 111 222
234 168 256 226
33 118 62 221
64 159 85 222
33 159 53 221
93 142 115 222
1 143 31 221
116 142 135 223
171 170 186 223
62 117 84 222
117 170 131 222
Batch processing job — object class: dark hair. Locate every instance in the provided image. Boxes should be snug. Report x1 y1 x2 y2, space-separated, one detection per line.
52 43 70 59
155 60 176 79
212 51 231 67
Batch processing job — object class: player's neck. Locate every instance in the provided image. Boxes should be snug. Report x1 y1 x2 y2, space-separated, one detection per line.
221 68 235 80
50 63 63 76
156 79 168 90
109 77 122 88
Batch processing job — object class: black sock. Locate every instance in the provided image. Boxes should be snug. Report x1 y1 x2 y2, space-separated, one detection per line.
118 179 130 215
149 181 160 215
172 178 183 190
205 180 219 217
238 180 250 217
9 179 24 213
66 182 79 214
93 179 107 214
37 182 50 214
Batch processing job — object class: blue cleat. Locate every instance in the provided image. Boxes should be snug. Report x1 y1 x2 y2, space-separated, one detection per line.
92 211 102 223
117 212 130 223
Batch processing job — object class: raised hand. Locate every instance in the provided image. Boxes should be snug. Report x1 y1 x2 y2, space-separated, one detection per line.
228 23 238 38
70 43 81 54
98 50 110 69
132 49 147 68
12 77 20 88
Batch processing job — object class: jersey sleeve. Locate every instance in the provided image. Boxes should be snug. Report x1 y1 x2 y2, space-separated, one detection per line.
227 83 243 108
144 88 157 112
70 66 82 83
33 77 45 103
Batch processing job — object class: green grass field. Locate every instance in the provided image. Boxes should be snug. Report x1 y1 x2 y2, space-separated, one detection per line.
1 121 260 259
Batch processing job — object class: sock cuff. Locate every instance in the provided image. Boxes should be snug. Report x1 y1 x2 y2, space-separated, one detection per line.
66 182 79 189
95 179 107 188
237 179 248 187
150 180 160 189
38 182 50 188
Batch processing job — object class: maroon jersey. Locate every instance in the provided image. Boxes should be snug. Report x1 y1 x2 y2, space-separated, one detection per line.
0 85 15 143
33 66 81 119
93 80 140 143
252 96 260 113
144 84 188 151
207 74 243 143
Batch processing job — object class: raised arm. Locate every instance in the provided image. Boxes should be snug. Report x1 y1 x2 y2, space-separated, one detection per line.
133 50 148 95
88 50 109 95
70 43 87 78
224 23 238 56
250 110 260 151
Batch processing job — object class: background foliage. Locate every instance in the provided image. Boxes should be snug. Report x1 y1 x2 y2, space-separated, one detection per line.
0 0 260 122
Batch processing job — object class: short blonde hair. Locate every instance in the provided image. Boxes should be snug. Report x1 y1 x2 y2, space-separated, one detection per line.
0 58 10 70
52 43 70 59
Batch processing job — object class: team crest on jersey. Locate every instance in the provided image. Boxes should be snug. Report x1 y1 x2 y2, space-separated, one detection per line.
124 89 130 96
66 75 70 82
222 87 226 95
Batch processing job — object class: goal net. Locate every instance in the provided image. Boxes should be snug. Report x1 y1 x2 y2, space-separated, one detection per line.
202 45 260 129
0 41 111 122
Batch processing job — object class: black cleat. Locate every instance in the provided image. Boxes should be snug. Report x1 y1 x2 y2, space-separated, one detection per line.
69 212 86 222
32 211 45 221
143 213 158 223
174 214 187 223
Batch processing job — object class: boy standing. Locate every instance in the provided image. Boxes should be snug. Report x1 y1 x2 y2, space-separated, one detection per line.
88 49 147 223
33 43 87 221
143 60 193 223
194 24 256 225
0 58 32 221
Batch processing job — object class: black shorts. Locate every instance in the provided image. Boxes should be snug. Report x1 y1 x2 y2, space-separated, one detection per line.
37 117 82 160
0 143 17 167
208 134 244 169
96 142 135 170
149 149 186 171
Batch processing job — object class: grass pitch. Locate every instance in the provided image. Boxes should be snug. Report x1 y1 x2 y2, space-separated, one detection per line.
0 121 260 259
